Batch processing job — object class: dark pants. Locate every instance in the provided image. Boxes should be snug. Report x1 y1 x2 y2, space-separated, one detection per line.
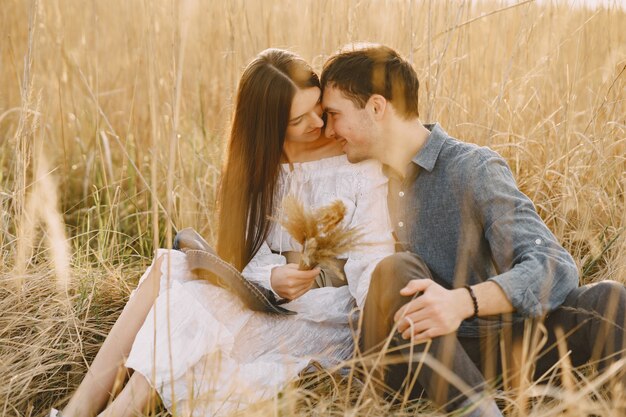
360 252 626 413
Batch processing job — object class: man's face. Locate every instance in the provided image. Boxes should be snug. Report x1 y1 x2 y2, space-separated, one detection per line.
322 86 377 163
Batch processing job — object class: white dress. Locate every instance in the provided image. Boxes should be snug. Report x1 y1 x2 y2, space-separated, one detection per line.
125 155 395 416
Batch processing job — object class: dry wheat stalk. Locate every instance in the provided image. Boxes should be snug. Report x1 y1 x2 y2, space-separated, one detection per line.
276 196 365 279
1 1 624 415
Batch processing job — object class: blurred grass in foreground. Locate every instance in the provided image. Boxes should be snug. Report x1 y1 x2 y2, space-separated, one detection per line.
0 0 624 415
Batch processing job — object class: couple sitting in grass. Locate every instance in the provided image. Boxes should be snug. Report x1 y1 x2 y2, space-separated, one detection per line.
54 44 626 417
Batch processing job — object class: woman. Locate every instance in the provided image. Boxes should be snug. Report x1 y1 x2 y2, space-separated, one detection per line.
56 49 394 417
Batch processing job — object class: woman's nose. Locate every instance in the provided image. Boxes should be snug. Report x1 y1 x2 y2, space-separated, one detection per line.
311 112 324 129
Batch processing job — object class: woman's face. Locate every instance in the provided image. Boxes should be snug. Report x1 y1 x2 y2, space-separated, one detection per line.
285 87 324 143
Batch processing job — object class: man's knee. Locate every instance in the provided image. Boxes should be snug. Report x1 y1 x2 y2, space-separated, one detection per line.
370 252 433 294
590 280 626 317
362 253 434 352
589 280 625 297
571 280 626 317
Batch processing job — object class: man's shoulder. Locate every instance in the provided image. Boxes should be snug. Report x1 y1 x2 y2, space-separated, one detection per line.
438 133 504 173
434 130 524 205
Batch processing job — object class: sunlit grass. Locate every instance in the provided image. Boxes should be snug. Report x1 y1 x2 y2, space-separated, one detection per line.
0 0 624 415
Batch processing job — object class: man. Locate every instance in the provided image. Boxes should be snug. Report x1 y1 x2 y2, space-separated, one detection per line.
320 44 626 416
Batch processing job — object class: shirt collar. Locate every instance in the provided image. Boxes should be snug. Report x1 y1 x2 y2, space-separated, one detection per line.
411 123 447 173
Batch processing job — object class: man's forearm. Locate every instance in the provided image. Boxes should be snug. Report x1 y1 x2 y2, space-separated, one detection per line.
396 278 517 341
452 281 515 320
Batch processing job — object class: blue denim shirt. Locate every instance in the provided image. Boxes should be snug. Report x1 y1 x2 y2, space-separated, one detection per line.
387 124 579 337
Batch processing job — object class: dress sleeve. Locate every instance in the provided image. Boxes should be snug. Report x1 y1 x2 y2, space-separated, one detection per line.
343 161 396 308
241 241 287 298
469 150 579 317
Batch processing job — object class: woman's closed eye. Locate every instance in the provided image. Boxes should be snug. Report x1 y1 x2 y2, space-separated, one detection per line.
290 111 322 126
289 116 304 126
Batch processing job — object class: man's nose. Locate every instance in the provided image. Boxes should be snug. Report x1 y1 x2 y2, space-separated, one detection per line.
325 118 335 138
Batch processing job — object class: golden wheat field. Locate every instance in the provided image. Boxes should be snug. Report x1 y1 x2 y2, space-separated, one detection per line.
1 0 625 415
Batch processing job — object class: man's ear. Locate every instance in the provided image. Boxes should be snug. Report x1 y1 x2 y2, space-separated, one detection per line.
367 94 387 120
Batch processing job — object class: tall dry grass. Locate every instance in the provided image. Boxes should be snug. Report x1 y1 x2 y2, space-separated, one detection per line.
0 0 624 415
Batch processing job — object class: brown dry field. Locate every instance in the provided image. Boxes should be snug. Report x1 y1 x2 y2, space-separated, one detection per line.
0 0 625 416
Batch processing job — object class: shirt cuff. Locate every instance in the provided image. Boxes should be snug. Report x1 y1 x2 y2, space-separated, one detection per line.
242 262 285 300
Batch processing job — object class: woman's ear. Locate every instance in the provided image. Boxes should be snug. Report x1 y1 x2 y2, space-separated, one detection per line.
367 94 387 120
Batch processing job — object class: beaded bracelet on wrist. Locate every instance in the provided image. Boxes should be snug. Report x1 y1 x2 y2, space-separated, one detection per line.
463 284 479 320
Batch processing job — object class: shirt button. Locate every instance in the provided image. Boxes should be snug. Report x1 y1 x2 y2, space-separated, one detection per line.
398 221 404 228
399 191 405 197
535 238 542 245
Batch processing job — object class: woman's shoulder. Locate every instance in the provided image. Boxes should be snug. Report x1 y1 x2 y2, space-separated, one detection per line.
281 155 384 178
338 158 386 183
280 154 348 172
349 158 384 174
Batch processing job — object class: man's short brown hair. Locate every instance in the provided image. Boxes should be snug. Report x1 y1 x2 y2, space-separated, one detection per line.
321 44 420 119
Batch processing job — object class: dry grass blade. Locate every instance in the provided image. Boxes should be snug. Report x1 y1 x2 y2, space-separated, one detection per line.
276 195 318 245
277 196 365 277
316 200 347 234
0 0 625 415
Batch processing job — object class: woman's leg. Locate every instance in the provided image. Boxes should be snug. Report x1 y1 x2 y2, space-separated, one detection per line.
96 373 153 417
62 256 165 417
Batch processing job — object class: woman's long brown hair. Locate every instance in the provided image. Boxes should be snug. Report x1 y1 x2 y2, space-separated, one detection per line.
216 49 320 271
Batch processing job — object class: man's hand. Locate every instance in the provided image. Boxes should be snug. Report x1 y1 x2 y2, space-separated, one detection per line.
393 279 474 343
270 264 320 300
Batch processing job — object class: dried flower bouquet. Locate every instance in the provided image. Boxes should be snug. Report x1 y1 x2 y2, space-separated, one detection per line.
276 196 365 281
